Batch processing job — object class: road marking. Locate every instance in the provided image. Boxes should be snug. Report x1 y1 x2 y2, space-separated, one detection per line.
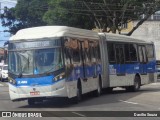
72 112 86 117
119 100 138 105
0 84 4 86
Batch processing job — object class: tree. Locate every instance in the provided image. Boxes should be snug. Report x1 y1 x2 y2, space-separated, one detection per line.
1 0 160 35
43 0 94 29
1 0 49 34
59 0 160 35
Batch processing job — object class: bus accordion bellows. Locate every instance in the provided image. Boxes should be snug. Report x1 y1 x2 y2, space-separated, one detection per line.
8 26 157 105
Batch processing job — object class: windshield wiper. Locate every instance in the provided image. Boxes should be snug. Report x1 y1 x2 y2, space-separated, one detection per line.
43 63 62 75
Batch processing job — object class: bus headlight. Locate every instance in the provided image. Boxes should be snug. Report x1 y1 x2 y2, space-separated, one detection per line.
9 77 16 85
53 73 65 82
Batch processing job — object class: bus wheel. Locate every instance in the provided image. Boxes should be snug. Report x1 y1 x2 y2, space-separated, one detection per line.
72 81 82 104
133 76 141 92
76 82 82 102
28 98 35 106
95 77 102 97
126 76 140 92
106 87 113 93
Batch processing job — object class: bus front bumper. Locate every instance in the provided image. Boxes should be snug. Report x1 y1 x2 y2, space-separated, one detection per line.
9 81 68 101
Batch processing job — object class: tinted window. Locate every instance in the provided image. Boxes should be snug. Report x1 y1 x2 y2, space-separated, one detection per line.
138 47 143 62
130 44 137 61
124 44 130 62
142 46 147 63
107 43 115 63
72 48 80 63
146 44 154 58
124 44 137 62
64 38 80 64
115 45 125 64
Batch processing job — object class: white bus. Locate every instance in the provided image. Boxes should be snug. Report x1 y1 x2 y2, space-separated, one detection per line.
8 26 157 105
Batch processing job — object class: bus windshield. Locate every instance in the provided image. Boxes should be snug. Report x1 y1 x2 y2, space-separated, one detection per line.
9 48 63 75
34 48 63 74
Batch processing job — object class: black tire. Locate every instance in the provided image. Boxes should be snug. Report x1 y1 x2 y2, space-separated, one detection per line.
126 76 140 92
125 86 134 92
132 76 141 92
28 98 35 106
95 78 102 97
72 81 82 104
106 87 113 93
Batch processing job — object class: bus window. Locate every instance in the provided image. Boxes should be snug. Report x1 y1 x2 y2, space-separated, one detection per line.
72 48 81 63
142 46 147 63
138 47 143 63
95 41 100 62
64 38 81 64
89 42 96 63
124 44 130 62
115 44 125 64
130 44 137 62
89 41 100 63
35 48 63 74
138 46 147 63
107 43 116 63
146 44 154 58
82 40 91 64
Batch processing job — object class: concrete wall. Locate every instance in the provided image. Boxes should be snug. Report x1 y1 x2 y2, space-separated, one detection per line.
131 21 160 60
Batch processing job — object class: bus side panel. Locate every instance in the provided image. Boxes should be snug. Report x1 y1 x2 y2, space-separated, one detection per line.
99 36 110 88
63 37 102 98
147 59 157 83
109 64 135 87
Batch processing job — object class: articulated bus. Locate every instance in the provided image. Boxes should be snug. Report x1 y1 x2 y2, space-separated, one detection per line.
8 26 157 105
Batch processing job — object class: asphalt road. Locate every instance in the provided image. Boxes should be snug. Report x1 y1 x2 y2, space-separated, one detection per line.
0 81 160 120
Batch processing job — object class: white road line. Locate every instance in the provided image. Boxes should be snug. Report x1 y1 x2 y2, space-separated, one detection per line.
119 100 138 105
72 112 86 117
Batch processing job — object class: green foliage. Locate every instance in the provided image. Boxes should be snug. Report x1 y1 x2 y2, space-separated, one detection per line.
43 0 94 29
1 0 49 34
1 0 160 35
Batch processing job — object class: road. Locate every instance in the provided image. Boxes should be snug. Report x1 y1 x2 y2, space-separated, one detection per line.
0 81 160 120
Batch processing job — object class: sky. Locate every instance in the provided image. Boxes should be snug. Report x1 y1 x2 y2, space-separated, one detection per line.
0 0 17 47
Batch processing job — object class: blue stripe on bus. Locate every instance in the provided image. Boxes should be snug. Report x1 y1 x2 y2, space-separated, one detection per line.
15 76 55 87
109 60 156 75
12 60 156 87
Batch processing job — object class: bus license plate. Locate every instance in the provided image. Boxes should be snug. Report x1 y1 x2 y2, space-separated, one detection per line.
30 91 40 96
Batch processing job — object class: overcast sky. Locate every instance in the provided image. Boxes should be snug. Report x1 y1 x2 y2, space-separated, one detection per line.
0 0 17 47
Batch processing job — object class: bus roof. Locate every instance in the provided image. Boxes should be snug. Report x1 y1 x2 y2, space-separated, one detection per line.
9 26 100 41
99 33 152 44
